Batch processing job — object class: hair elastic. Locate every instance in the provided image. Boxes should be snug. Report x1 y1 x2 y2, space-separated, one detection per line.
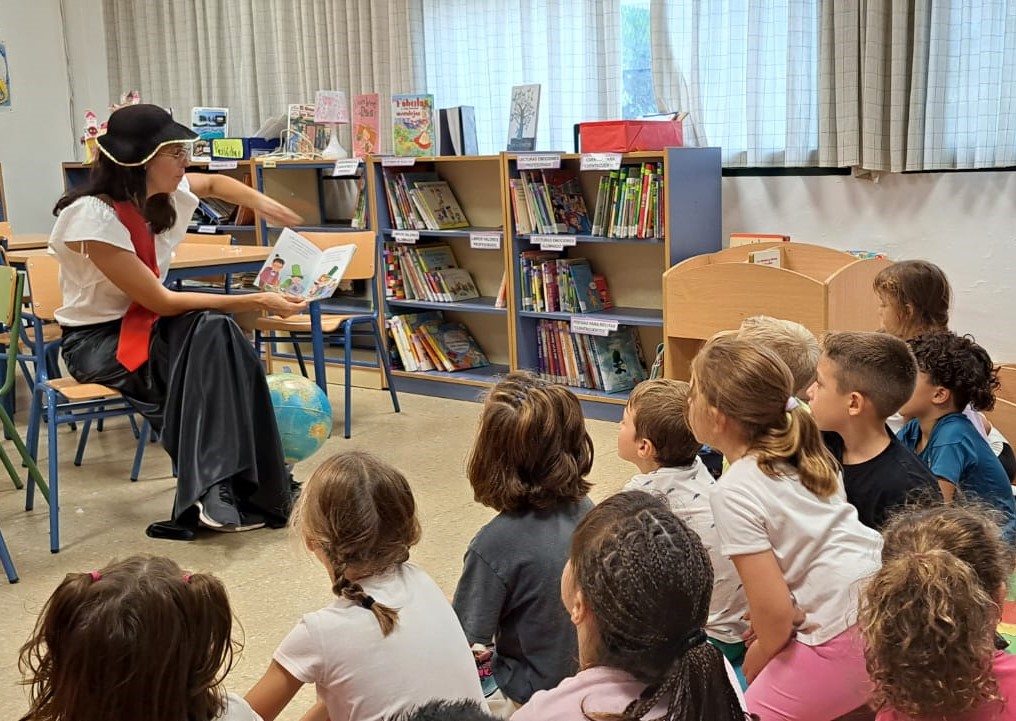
361 595 377 610
785 396 800 412
89 571 102 582
675 627 708 656
182 574 192 584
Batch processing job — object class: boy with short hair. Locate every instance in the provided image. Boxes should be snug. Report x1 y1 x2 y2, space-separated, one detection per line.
808 331 941 530
618 379 748 670
737 315 820 398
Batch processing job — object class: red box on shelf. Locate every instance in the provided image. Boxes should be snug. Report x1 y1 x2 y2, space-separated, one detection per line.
578 120 684 153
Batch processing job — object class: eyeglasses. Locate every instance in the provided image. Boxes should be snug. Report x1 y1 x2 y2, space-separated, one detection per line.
157 145 191 161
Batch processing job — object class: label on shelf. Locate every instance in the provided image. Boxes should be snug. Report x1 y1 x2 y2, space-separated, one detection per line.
393 230 419 244
469 232 502 250
207 160 239 170
533 234 576 251
570 315 620 337
196 225 217 234
332 158 361 176
262 159 277 168
382 156 417 167
517 153 561 170
580 153 623 171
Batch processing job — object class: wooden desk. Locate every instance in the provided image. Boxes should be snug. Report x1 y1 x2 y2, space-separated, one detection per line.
4 234 50 251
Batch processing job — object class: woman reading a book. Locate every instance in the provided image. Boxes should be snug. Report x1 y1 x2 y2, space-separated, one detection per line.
49 103 306 539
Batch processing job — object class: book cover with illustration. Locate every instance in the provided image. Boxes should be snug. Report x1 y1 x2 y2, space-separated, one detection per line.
392 94 436 157
286 104 329 155
191 106 228 160
507 84 540 151
589 327 648 393
417 319 490 371
412 181 469 229
257 228 356 301
352 93 380 157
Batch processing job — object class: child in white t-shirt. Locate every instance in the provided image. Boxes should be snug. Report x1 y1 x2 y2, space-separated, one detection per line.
618 379 748 677
246 451 484 721
687 335 883 721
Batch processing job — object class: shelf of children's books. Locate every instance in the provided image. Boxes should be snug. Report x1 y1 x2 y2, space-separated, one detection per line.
392 363 509 386
382 227 503 240
386 297 506 315
518 307 663 327
516 234 663 246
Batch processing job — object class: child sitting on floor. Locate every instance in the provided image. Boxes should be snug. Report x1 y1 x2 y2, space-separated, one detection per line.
809 331 941 530
618 378 749 675
454 371 595 709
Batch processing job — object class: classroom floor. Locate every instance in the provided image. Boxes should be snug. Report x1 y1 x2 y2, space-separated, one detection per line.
0 384 630 721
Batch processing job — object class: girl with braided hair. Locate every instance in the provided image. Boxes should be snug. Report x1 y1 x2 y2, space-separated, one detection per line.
246 451 484 721
687 335 883 720
512 490 748 721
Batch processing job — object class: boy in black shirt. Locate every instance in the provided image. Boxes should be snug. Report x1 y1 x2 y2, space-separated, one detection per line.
808 331 941 529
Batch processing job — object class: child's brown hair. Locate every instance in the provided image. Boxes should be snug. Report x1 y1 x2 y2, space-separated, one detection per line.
736 315 819 396
18 556 238 721
820 331 918 418
467 371 593 513
873 259 951 340
627 379 701 467
292 450 422 636
691 335 839 498
860 505 1014 718
569 491 748 721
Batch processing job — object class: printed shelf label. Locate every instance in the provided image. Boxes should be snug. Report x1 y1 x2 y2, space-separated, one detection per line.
532 234 576 251
332 158 361 176
570 316 619 337
469 232 502 250
382 156 417 167
208 160 239 170
393 230 419 244
580 153 622 171
197 225 217 234
517 153 561 170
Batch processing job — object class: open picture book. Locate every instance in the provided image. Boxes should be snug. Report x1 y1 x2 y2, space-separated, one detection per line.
256 228 357 301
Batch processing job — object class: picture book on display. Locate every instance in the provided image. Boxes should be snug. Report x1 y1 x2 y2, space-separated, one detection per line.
438 106 478 156
388 311 489 372
191 106 228 160
392 94 436 157
535 320 647 393
286 104 329 154
507 84 540 151
352 93 380 157
257 228 356 301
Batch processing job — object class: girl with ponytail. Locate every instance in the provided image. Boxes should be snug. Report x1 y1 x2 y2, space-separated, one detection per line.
246 451 484 721
512 490 749 721
686 335 883 720
860 505 1016 720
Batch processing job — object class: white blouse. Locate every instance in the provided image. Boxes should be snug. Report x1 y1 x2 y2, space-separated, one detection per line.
48 178 199 326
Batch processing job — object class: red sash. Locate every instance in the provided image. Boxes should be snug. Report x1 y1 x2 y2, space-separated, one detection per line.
112 201 159 371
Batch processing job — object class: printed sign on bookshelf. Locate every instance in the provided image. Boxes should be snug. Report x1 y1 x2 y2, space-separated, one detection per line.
517 153 561 170
580 153 623 171
570 316 620 337
469 232 502 250
533 234 576 251
332 158 361 177
393 230 419 244
208 160 238 170
382 156 417 167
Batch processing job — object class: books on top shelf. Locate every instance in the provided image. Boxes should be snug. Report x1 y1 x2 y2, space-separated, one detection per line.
384 242 481 303
535 320 648 393
388 311 490 372
392 94 436 157
256 228 356 301
509 169 591 235
381 169 470 230
352 93 380 157
519 251 613 314
507 84 541 152
286 103 329 155
438 106 478 156
590 162 664 239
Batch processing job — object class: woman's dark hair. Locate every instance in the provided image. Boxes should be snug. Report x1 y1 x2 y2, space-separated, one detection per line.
908 332 999 412
570 491 748 721
468 371 593 512
18 556 238 721
53 154 176 234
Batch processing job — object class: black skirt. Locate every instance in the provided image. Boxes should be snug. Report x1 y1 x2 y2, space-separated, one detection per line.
61 311 292 526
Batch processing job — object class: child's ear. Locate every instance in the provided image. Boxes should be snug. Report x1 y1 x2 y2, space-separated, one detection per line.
568 587 590 626
636 437 656 461
930 384 953 408
847 390 865 417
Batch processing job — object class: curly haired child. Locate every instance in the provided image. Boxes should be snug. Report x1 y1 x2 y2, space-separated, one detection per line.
513 490 749 721
454 371 595 708
859 504 1016 720
688 335 883 720
18 555 258 721
897 332 1016 544
246 451 484 721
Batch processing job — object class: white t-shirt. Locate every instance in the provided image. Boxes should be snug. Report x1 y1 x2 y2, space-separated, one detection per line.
709 456 882 646
274 563 485 721
624 459 748 644
219 692 263 721
48 178 198 326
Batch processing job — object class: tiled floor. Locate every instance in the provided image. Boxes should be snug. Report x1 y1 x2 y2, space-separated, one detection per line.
0 385 630 720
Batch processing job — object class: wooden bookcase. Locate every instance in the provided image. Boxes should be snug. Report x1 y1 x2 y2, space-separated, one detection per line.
369 155 512 401
662 242 892 381
0 161 7 224
506 148 722 419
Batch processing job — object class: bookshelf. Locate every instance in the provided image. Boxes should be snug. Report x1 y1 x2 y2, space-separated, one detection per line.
507 148 721 419
369 155 512 400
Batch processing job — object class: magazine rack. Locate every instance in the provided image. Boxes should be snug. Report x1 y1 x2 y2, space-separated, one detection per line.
663 242 892 380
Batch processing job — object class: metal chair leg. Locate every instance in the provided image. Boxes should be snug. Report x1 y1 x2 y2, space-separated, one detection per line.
0 527 17 583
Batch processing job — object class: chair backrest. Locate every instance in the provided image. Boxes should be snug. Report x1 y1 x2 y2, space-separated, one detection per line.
0 221 12 244
301 231 376 281
184 232 235 246
0 267 24 396
24 255 62 322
